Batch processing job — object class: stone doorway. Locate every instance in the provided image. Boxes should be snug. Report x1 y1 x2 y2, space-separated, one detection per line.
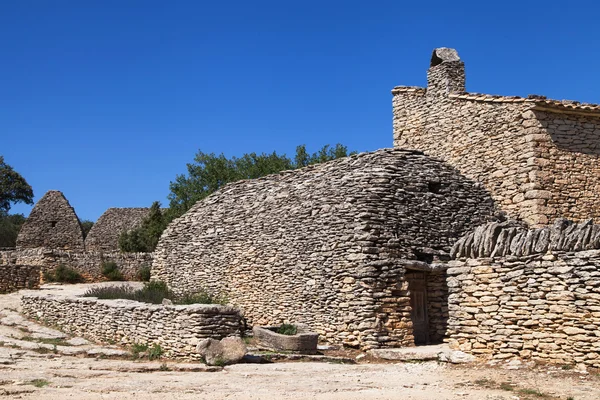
406 270 430 345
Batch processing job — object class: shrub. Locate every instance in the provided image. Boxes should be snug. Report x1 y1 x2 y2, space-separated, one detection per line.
174 289 227 305
136 265 151 282
101 261 124 281
148 344 163 360
277 324 297 336
83 281 172 304
43 264 84 284
130 343 148 359
82 281 227 306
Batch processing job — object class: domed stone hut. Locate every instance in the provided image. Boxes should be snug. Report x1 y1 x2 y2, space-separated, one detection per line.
152 149 499 349
85 207 150 252
16 190 85 251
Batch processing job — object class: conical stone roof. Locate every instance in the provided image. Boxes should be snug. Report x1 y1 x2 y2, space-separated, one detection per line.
16 190 85 251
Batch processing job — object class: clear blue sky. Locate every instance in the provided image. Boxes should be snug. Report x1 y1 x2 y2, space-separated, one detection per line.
3 1 599 221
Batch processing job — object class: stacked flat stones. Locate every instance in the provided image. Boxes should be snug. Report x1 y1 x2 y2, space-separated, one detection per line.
393 48 600 227
16 190 85 251
0 248 152 282
21 293 242 359
448 220 600 367
85 208 150 251
152 148 497 349
0 265 40 293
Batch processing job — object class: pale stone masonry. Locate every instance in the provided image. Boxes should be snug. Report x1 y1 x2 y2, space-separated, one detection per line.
21 293 242 359
393 48 600 227
0 248 151 281
152 149 499 349
0 265 40 293
447 220 600 367
85 207 150 252
16 190 85 251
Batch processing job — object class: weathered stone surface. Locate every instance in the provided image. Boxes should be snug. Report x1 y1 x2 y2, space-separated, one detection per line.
0 265 39 293
16 190 85 251
196 337 246 365
393 49 600 227
448 250 600 368
253 326 319 354
0 248 151 282
21 293 243 359
152 148 499 349
85 208 150 252
452 219 600 259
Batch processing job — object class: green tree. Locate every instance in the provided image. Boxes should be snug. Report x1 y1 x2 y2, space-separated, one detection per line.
0 156 34 216
0 213 26 248
80 220 94 239
119 202 166 253
120 143 357 253
168 143 355 216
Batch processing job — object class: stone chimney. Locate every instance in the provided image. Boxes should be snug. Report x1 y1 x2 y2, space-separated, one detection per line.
427 48 465 98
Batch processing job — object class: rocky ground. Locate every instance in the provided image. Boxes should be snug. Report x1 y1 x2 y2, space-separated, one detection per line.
0 283 598 400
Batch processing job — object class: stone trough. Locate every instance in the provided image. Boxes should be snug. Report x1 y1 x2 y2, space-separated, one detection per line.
253 325 319 354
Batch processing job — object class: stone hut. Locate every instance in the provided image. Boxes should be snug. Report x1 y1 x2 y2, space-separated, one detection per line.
152 149 498 349
393 47 600 227
85 208 150 252
16 190 85 251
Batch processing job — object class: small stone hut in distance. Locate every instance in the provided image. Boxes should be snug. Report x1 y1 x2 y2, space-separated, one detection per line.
85 208 150 252
152 149 498 349
16 190 85 251
393 48 600 227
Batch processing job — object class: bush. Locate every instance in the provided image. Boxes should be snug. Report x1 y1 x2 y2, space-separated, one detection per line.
148 344 163 360
277 324 297 336
174 289 227 305
83 281 172 304
101 261 124 281
43 264 84 284
82 280 227 306
136 265 151 282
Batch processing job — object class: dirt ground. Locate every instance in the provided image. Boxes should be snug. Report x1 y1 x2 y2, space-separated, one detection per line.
0 283 598 400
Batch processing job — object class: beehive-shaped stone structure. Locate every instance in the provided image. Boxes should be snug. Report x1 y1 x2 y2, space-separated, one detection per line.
16 190 85 251
152 149 499 349
85 208 150 252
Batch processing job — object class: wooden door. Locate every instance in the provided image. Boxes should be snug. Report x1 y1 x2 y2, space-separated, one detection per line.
406 271 429 345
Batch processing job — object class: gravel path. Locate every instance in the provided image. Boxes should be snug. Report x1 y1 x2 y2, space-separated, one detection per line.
0 283 597 400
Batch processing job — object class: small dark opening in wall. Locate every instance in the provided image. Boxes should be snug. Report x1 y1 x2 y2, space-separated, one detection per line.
428 182 442 193
50 221 57 228
414 250 434 264
430 52 444 67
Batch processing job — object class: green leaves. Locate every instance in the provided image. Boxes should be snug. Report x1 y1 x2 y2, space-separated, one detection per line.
119 202 166 253
0 156 34 216
168 143 355 216
120 143 357 253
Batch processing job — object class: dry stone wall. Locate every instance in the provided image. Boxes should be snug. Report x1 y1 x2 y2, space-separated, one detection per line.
448 221 600 366
393 48 600 226
0 265 40 293
21 293 242 359
153 148 498 349
16 191 85 251
530 110 600 223
85 208 150 252
0 248 151 281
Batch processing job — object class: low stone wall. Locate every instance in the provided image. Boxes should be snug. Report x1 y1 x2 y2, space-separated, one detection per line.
0 248 152 281
0 265 40 293
21 293 243 359
447 250 600 367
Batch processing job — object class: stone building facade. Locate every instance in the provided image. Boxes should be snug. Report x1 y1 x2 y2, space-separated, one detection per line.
85 207 150 252
3 192 152 280
447 220 600 367
16 190 85 251
152 149 499 349
393 48 600 227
